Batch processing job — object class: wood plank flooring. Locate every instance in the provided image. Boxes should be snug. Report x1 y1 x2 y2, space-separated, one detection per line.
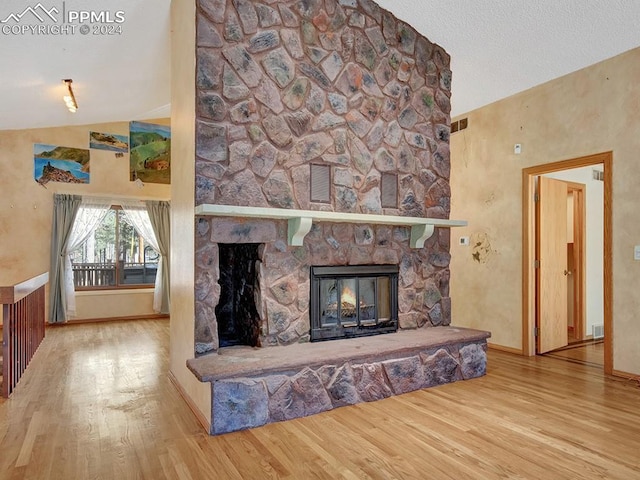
545 340 604 367
1 319 639 479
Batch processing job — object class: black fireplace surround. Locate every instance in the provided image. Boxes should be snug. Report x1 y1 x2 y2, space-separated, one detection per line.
310 265 399 342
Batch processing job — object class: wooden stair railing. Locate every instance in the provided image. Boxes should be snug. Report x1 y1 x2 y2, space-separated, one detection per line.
0 272 48 398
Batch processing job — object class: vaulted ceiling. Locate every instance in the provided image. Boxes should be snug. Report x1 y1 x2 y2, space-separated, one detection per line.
1 0 639 131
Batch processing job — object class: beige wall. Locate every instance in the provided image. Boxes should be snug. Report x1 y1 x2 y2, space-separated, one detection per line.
450 47 640 375
0 120 170 319
170 0 211 428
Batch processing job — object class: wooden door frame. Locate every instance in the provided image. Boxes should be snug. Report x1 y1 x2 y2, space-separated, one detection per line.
522 152 612 374
565 181 586 341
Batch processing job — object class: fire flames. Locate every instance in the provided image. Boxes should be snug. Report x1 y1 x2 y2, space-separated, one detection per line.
341 286 358 309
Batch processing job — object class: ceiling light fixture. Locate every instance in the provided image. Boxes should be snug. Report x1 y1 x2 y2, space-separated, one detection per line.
62 79 78 113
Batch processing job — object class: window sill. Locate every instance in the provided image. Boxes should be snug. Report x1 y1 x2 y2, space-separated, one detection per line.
75 288 154 296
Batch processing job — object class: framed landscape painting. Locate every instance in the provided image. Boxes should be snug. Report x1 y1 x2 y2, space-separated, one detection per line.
34 144 90 185
89 131 129 153
129 121 171 185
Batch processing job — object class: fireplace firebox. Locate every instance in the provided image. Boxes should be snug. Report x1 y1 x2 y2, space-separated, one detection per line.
216 244 261 348
310 265 399 342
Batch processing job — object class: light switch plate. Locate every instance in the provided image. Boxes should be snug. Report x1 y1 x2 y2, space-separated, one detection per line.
634 245 640 261
459 236 470 246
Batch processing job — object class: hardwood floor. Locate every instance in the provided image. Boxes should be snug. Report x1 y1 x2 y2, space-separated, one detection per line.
545 340 605 367
1 319 639 479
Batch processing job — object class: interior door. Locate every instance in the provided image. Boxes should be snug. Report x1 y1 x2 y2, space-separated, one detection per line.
537 176 569 353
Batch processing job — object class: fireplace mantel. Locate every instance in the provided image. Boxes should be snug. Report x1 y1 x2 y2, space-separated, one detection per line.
195 204 467 249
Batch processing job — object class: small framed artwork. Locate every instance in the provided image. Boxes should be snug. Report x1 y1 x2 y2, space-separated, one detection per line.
129 121 171 185
34 144 90 185
89 132 129 153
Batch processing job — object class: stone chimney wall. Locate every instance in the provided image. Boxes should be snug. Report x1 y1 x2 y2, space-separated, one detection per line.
194 0 453 355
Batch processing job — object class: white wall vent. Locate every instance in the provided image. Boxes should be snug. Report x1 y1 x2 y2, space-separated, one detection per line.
592 324 605 339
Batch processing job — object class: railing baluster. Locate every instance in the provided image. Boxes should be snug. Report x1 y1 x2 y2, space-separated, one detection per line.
1 273 48 398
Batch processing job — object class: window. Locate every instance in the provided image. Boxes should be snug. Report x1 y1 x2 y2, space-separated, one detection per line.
70 206 159 289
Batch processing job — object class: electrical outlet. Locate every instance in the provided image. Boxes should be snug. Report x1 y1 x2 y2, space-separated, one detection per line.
514 144 522 154
459 236 470 246
634 245 640 261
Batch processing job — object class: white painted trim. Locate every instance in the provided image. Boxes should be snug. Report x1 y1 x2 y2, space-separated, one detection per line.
195 204 467 248
75 288 154 297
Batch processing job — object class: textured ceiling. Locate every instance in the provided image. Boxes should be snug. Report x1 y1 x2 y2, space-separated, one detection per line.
376 0 640 117
0 0 639 130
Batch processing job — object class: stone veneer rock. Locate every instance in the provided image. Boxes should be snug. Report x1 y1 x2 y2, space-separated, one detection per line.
194 0 454 354
209 341 486 434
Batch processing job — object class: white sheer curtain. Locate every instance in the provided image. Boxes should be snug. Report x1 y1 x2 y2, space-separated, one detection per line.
120 200 163 313
64 198 111 318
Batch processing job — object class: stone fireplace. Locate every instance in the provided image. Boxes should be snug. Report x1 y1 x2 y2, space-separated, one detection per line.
188 0 490 435
196 216 457 353
194 0 457 354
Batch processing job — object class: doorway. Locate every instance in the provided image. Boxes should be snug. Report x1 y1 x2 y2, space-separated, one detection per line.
522 152 612 374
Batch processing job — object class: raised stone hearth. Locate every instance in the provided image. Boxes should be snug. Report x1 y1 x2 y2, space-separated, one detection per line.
188 326 490 435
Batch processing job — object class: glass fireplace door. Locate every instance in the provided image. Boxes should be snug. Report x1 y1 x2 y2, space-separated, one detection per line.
311 265 398 341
